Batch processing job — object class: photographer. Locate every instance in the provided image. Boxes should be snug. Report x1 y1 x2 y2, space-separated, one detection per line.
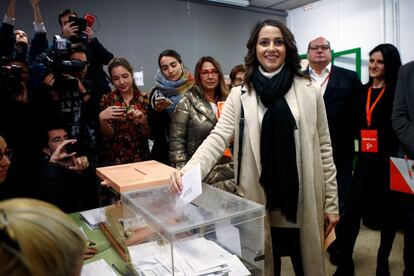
58 8 113 94
0 56 42 195
39 40 99 167
36 124 99 213
0 0 48 64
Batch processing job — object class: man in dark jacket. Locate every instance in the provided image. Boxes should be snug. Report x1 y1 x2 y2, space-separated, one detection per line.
58 8 114 95
392 60 414 276
36 125 99 213
305 37 362 215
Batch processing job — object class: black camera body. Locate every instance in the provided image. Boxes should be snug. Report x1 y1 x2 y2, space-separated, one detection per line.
31 35 86 79
69 16 87 41
65 142 79 154
69 15 88 43
0 64 23 98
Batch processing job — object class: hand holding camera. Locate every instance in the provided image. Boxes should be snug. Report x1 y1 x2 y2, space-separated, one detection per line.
124 105 147 125
49 139 89 171
62 20 79 39
132 107 148 126
100 105 125 121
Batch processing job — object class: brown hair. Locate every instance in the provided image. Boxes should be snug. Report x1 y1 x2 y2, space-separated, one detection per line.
108 57 140 92
58 9 77 27
194 56 228 100
244 19 304 90
229 64 245 84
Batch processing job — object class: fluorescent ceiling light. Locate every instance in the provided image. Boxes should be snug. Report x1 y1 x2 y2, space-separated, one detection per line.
207 0 249 7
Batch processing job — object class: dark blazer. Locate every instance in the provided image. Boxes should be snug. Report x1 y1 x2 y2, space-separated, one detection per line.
304 65 362 160
392 61 414 158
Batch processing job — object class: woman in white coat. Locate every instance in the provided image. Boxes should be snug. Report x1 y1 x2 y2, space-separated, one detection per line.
170 19 339 276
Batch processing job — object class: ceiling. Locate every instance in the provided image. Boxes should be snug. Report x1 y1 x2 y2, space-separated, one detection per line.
182 0 322 16
249 0 320 11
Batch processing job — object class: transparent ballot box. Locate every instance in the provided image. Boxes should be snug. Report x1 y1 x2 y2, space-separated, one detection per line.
120 184 265 276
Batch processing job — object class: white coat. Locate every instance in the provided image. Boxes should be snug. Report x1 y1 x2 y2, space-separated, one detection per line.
182 76 339 276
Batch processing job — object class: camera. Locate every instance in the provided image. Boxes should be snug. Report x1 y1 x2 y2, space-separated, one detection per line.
65 142 78 154
30 35 87 88
69 16 87 38
0 64 23 98
125 105 136 118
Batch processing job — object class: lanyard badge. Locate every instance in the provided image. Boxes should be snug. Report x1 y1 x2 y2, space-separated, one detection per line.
361 129 378 152
361 85 386 153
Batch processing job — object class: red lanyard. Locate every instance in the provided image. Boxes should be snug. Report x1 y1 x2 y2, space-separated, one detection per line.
320 71 331 87
366 85 386 128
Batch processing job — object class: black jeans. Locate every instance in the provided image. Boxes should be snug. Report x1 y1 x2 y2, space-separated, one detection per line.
271 227 304 276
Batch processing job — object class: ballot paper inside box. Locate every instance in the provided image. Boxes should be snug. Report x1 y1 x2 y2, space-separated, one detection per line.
120 183 266 276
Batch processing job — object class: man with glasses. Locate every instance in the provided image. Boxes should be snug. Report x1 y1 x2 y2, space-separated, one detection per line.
304 36 362 265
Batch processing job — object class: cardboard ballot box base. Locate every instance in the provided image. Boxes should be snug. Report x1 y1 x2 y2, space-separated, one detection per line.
96 160 177 193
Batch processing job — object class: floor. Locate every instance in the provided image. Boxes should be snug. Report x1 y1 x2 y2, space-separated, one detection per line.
281 225 404 275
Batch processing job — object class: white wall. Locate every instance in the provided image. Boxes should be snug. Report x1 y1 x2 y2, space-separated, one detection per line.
287 0 414 83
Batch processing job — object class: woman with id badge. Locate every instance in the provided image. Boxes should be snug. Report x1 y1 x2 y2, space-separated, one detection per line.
334 44 402 276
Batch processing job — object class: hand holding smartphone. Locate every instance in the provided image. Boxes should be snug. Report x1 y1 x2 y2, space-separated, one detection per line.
155 96 173 105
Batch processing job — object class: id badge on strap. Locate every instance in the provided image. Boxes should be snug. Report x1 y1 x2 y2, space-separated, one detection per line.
361 129 378 153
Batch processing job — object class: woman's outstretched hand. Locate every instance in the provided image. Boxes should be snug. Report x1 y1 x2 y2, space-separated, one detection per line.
169 170 183 194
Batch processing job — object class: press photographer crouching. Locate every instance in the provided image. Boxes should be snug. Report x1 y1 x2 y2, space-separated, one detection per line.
36 124 99 213
59 8 114 94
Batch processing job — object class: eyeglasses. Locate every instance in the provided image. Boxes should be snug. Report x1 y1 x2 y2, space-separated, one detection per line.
200 70 219 78
0 149 13 160
309 45 331 51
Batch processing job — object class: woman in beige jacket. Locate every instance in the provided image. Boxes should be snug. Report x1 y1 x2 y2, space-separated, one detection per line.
170 19 339 276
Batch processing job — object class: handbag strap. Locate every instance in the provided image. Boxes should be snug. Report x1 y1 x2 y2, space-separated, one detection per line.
236 88 245 186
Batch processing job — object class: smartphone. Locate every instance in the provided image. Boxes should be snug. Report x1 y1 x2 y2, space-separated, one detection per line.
65 142 78 154
124 105 136 118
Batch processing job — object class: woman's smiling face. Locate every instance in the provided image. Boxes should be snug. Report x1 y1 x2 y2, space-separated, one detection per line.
256 25 286 73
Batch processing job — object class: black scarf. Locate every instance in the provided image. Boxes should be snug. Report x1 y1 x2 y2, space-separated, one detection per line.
251 64 299 223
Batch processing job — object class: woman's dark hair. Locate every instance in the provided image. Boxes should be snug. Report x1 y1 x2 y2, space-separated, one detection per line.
194 56 228 100
368 43 402 89
158 49 182 69
244 19 303 90
108 57 140 92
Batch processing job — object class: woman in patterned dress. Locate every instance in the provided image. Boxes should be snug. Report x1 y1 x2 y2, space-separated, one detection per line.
98 57 150 165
